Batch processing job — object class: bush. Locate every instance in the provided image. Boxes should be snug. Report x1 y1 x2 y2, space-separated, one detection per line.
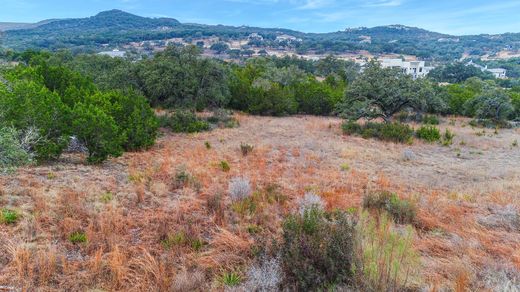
416 125 441 143
363 191 417 224
280 207 355 290
206 109 239 128
71 103 126 164
442 128 455 146
159 110 210 133
342 121 414 144
354 212 420 291
102 90 159 151
422 114 440 125
0 127 35 173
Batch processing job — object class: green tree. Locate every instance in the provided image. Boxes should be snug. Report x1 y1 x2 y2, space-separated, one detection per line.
338 61 431 122
466 89 514 122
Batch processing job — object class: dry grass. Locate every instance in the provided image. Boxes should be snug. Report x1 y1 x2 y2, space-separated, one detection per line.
0 114 519 290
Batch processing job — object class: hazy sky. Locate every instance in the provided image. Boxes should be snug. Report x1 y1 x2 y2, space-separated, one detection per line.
1 0 520 35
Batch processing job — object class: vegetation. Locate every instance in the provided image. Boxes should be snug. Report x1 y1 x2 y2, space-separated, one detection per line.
158 110 210 133
342 121 414 143
339 61 444 122
363 191 417 224
1 208 19 224
280 207 355 290
416 125 441 142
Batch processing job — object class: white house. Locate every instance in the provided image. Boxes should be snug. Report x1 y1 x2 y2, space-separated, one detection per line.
98 49 126 58
380 59 434 79
466 60 507 79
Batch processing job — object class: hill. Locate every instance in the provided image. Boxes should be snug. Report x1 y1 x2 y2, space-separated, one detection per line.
1 10 520 60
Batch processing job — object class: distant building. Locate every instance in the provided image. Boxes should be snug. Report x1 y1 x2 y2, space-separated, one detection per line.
276 34 302 42
98 49 126 58
380 58 434 79
466 60 507 79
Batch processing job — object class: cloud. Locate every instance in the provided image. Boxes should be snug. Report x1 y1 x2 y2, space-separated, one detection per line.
298 0 335 10
363 0 403 7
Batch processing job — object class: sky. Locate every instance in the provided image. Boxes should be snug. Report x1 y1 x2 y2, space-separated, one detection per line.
1 0 520 35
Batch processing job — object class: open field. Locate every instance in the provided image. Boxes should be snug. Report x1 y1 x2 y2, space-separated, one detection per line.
1 114 520 291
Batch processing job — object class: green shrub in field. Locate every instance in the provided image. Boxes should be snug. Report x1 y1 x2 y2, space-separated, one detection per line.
416 125 441 143
159 110 210 133
354 212 420 291
101 90 159 151
71 103 126 164
280 207 355 290
0 127 34 173
363 190 417 224
342 121 414 144
1 208 19 224
422 114 440 125
69 231 87 244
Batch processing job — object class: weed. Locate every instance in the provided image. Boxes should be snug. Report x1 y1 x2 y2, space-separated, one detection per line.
220 160 230 172
442 128 455 146
1 208 19 224
47 172 56 180
513 140 518 147
161 231 187 250
219 271 242 287
205 141 211 149
69 231 87 244
297 192 325 216
340 163 350 171
100 192 113 203
354 212 420 291
240 143 254 156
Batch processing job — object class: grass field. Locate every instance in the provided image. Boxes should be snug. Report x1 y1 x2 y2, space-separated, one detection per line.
1 114 519 290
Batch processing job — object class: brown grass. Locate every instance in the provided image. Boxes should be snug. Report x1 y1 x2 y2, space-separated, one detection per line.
0 115 519 290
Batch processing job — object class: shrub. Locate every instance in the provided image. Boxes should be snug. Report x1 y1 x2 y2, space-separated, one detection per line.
206 109 239 128
102 90 159 151
422 114 440 125
69 231 88 244
240 143 254 156
363 191 417 224
159 110 210 133
342 121 414 144
0 127 35 173
71 103 125 164
1 208 19 224
354 212 420 291
280 207 355 290
228 177 252 201
416 125 441 143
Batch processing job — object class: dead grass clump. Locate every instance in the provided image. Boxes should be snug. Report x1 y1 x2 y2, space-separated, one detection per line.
480 263 520 291
296 192 325 215
228 177 252 202
477 204 520 231
197 228 252 270
171 269 206 292
125 249 171 291
241 257 282 291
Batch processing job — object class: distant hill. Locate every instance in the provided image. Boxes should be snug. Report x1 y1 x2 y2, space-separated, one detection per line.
1 10 519 60
0 19 57 32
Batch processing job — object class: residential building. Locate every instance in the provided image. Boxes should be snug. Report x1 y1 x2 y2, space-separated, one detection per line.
379 58 434 79
98 49 126 58
466 60 507 79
